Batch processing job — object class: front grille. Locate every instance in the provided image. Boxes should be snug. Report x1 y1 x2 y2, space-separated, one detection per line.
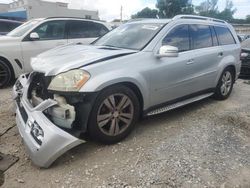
241 66 250 75
17 98 28 123
28 72 53 100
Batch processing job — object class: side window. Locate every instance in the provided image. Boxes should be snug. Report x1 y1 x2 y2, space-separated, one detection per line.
0 22 10 32
210 26 219 46
162 25 190 52
68 21 109 39
92 23 109 37
32 21 66 40
189 24 213 49
214 26 236 45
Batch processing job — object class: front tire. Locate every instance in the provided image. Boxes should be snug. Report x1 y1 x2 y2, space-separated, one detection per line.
214 68 234 100
88 85 140 144
0 60 13 88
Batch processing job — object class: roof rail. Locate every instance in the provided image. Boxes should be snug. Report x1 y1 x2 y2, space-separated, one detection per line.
45 17 104 22
127 18 152 23
172 15 227 24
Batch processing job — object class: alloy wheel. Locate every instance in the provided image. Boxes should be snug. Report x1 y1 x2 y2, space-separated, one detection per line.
97 94 134 136
220 71 232 96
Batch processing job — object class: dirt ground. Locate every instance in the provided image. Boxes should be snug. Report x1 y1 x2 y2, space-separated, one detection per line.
0 79 250 188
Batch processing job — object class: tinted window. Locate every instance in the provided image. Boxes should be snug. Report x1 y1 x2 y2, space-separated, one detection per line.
214 26 235 45
0 21 10 32
189 25 213 49
210 26 219 46
32 21 66 40
163 25 190 52
68 21 109 39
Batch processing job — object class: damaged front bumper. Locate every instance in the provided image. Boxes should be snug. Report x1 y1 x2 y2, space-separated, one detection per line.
13 74 85 168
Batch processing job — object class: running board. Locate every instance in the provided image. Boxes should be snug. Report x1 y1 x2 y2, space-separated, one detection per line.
147 93 214 116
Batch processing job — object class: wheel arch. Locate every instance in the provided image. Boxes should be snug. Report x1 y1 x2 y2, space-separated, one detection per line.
116 81 144 117
0 56 15 80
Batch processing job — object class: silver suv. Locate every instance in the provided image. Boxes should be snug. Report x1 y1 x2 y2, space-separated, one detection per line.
13 15 241 167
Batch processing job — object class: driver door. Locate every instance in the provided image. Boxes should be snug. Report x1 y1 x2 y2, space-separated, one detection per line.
21 20 68 72
150 24 198 106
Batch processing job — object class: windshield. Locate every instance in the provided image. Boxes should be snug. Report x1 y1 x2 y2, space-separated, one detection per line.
93 23 164 50
242 38 250 49
7 20 41 37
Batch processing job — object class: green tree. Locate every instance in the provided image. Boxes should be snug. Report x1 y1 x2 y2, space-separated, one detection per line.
156 0 194 18
218 0 236 21
196 0 218 13
196 0 236 21
131 7 159 19
246 15 250 23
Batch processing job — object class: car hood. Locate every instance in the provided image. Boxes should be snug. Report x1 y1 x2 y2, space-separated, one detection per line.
0 35 20 42
31 44 137 76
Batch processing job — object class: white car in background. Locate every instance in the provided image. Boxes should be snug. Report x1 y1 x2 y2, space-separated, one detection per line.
0 17 111 88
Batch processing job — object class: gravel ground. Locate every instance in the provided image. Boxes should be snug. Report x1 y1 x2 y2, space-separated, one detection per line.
0 80 250 188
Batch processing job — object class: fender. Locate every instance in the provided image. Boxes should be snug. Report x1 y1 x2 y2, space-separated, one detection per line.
215 54 239 86
0 52 23 78
80 70 150 110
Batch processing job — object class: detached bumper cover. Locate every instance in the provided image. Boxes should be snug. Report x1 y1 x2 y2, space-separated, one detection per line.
13 74 85 168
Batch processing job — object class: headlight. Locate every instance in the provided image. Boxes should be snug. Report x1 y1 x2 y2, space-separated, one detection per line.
241 52 249 58
48 70 90 92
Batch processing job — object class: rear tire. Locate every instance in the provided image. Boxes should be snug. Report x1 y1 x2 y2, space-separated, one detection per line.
88 85 140 144
0 59 13 88
214 67 234 100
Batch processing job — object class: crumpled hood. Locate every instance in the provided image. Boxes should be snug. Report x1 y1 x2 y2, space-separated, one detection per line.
31 44 137 76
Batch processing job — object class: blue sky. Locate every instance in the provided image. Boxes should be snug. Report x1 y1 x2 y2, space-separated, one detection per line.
1 0 249 20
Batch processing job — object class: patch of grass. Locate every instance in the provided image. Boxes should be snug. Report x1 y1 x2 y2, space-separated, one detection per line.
0 170 4 187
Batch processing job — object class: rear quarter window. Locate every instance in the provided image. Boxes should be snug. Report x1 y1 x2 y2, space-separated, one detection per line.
214 26 236 45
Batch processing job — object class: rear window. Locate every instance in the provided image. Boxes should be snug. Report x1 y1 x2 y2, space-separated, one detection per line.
214 26 236 45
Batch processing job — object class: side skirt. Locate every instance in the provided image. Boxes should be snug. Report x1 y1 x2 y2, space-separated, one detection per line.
145 90 214 116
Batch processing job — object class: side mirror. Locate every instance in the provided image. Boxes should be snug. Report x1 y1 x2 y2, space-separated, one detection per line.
30 32 40 40
156 45 179 58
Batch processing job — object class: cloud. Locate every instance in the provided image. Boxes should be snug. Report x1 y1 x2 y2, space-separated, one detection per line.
2 0 250 20
66 0 155 21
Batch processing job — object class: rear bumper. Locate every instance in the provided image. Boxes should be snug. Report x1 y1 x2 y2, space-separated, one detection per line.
13 74 85 168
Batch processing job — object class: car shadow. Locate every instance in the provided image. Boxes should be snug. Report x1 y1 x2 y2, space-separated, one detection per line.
52 97 218 168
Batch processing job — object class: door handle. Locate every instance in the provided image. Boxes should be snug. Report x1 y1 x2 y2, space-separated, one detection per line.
186 59 194 65
218 52 224 57
56 42 66 46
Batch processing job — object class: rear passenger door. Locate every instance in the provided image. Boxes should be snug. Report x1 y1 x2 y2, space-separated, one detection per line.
67 20 109 45
188 24 221 91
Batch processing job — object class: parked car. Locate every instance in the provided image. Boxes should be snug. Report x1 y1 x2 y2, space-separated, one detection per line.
0 19 23 35
0 17 111 88
13 15 241 167
240 38 250 76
